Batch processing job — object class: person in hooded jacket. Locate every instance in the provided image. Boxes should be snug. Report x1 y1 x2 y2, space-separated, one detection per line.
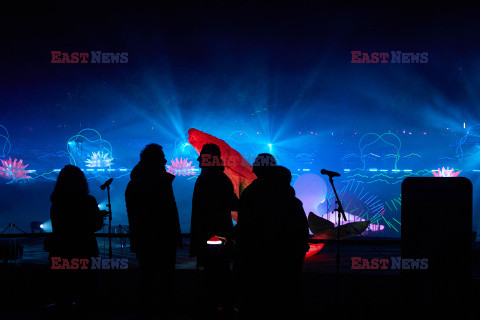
190 143 239 315
125 143 181 319
236 154 309 318
271 165 310 317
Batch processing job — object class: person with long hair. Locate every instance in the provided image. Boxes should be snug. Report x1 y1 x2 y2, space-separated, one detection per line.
47 164 105 316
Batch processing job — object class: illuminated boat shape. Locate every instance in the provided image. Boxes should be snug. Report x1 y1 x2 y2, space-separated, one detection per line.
306 212 371 258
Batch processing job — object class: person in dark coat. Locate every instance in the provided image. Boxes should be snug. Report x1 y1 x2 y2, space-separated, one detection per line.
273 165 310 270
236 154 309 318
190 143 239 315
125 143 181 319
48 164 105 315
271 165 310 316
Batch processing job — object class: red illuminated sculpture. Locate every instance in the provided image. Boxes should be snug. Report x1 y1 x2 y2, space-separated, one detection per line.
188 128 257 202
188 128 369 258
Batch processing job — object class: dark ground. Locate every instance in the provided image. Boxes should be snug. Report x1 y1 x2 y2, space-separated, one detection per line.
0 237 478 319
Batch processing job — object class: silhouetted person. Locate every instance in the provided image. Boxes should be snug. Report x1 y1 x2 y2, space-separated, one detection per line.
47 165 105 316
190 143 239 316
125 143 181 320
271 165 310 316
236 154 309 318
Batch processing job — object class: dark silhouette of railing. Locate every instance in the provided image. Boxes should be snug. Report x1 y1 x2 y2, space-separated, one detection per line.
0 233 401 245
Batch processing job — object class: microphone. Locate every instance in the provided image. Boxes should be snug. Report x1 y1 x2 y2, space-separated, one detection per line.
321 169 341 178
100 178 114 190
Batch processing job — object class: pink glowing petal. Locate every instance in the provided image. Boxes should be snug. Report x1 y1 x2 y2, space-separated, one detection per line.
0 157 31 179
432 166 461 177
166 157 197 176
304 243 326 258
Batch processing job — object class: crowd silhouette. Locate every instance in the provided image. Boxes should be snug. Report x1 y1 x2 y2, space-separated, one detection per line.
47 143 310 319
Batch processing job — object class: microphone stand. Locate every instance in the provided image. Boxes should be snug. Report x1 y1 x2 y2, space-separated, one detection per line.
327 175 347 307
101 178 114 259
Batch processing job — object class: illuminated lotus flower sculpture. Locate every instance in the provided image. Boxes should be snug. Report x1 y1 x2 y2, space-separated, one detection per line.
0 158 31 180
167 157 197 176
321 211 384 232
85 151 114 168
432 167 460 177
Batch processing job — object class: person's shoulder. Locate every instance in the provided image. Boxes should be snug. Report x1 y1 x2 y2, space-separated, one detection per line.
287 185 296 197
193 172 209 190
240 180 259 198
220 172 233 185
86 194 98 205
159 171 175 184
245 179 260 188
293 196 305 210
195 172 206 183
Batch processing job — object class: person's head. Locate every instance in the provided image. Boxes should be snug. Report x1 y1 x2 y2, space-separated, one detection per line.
140 143 167 167
252 153 277 179
50 165 88 201
197 143 223 168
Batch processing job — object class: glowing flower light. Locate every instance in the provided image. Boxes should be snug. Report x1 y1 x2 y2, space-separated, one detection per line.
432 167 460 177
321 212 385 232
85 151 114 168
0 158 31 179
368 224 385 232
166 157 197 176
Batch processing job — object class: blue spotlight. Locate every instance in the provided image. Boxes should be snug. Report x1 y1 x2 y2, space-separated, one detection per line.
40 220 52 232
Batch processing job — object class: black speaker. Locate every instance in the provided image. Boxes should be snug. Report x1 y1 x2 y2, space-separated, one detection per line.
401 177 472 314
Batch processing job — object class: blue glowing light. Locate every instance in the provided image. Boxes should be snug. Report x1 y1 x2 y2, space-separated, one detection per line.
40 220 52 232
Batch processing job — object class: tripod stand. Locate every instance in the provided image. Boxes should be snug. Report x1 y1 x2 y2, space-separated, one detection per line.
0 223 26 263
1 223 26 235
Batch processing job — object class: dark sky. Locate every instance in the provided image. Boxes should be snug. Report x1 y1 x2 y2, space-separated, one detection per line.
2 2 480 234
1 2 479 140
